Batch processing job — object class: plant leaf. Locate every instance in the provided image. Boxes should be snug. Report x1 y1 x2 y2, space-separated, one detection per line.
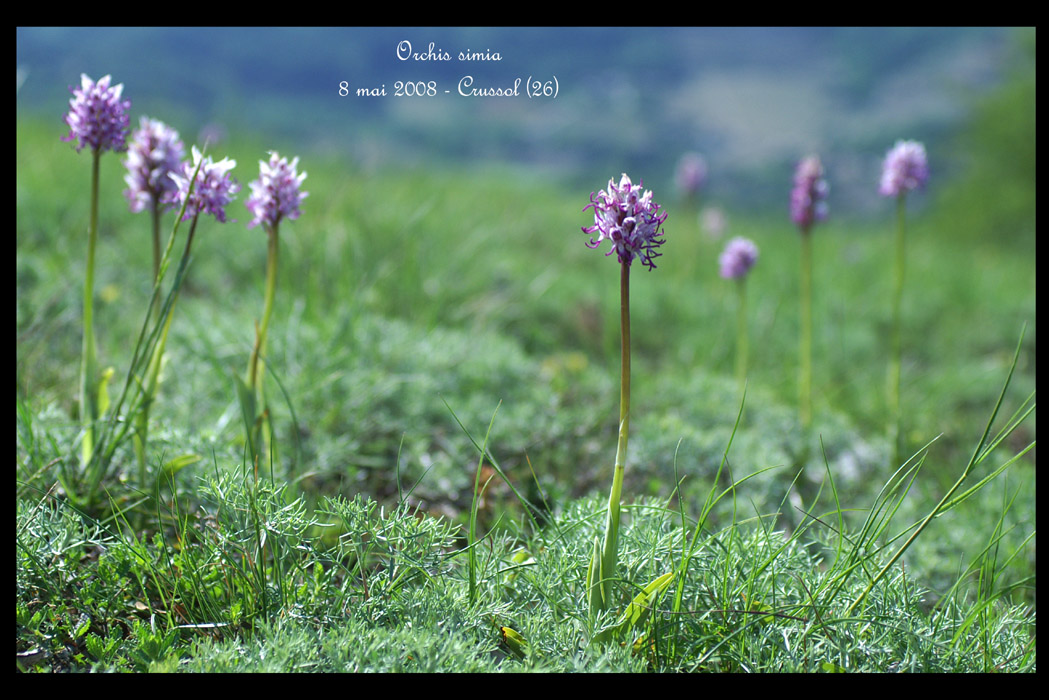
595 571 674 644
500 625 530 660
96 366 115 418
162 453 201 475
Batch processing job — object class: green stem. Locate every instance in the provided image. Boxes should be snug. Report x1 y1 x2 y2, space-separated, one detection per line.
150 200 162 322
135 215 199 493
889 195 906 467
735 277 748 392
592 262 631 615
248 225 279 392
79 149 101 469
246 224 280 472
151 202 162 287
799 228 812 432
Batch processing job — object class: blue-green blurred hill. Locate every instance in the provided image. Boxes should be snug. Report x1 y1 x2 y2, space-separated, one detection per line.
17 26 1032 227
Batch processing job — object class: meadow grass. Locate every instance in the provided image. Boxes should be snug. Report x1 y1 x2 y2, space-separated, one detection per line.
16 112 1035 672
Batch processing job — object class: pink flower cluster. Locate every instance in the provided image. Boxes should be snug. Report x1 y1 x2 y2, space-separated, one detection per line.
675 152 708 197
168 146 240 223
789 155 829 231
122 117 185 214
244 152 309 230
719 237 759 280
62 74 131 154
879 140 929 197
582 174 668 270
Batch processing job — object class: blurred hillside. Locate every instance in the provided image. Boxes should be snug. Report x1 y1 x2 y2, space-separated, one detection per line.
16 27 1030 220
931 29 1035 250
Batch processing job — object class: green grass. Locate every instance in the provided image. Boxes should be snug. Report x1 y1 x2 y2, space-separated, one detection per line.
16 110 1035 672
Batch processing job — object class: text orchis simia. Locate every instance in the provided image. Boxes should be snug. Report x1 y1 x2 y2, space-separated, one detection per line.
396 40 502 62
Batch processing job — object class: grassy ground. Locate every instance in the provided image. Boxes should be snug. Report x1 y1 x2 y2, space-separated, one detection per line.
16 112 1035 672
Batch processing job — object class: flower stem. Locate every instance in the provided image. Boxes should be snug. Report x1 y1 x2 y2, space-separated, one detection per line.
79 149 101 468
592 262 631 616
799 228 812 432
888 195 906 467
249 225 279 392
135 214 199 494
247 224 280 470
149 200 162 321
735 276 748 392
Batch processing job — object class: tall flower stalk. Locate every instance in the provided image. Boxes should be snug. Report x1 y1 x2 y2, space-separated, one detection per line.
136 146 238 489
879 140 929 467
719 237 759 391
62 74 131 468
580 174 667 619
123 117 185 314
789 155 828 434
241 152 307 471
122 118 185 489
